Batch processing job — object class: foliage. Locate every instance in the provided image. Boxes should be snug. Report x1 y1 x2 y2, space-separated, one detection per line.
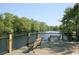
61 3 79 33
61 3 79 41
0 12 60 34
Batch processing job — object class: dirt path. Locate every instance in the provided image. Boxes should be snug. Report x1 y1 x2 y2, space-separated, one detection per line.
5 41 79 55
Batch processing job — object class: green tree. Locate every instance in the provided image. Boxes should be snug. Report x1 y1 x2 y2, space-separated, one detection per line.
39 22 48 32
61 3 79 41
0 15 4 37
3 13 14 33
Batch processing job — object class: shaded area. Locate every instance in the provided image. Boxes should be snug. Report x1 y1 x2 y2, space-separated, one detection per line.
13 33 36 49
22 40 79 55
0 33 8 55
37 41 79 55
13 35 28 49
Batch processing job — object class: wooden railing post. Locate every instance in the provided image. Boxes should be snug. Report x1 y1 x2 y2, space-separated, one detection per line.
8 32 13 53
27 32 31 46
36 31 39 39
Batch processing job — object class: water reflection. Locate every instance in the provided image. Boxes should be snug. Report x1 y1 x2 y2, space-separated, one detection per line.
38 31 62 41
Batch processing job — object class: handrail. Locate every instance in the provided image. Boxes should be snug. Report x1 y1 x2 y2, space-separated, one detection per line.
0 37 8 39
13 34 26 37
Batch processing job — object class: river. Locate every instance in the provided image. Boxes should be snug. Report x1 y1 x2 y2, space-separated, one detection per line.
29 31 68 42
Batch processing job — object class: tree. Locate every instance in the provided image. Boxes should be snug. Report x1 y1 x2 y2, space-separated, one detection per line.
61 3 79 41
39 22 48 32
13 17 31 32
0 12 61 34
0 15 4 37
3 13 14 33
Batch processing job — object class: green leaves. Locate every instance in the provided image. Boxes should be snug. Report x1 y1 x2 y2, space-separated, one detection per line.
61 3 79 33
0 12 55 33
3 13 14 33
0 12 61 33
0 20 4 33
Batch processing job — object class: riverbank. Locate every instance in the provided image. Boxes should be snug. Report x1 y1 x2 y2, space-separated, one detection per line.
5 41 79 55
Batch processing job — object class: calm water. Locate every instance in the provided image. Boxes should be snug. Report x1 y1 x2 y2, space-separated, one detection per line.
39 31 61 41
32 31 68 42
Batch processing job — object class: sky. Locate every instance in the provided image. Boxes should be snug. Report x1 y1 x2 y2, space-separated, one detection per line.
0 3 75 26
